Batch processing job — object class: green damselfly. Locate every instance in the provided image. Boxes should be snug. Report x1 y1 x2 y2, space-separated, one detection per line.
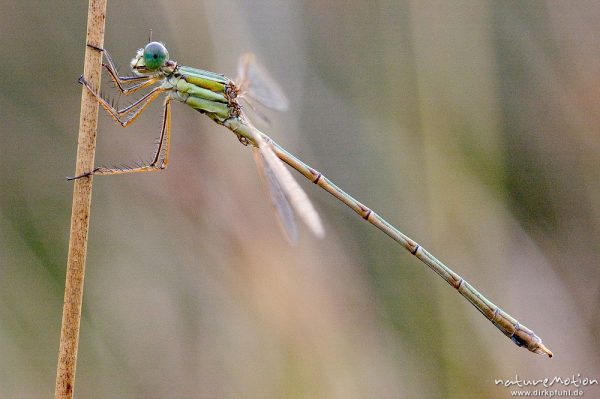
73 41 552 357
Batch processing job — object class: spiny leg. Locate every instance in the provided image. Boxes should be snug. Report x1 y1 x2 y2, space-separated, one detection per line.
69 74 170 179
153 96 173 168
68 97 173 179
103 66 160 96
79 75 166 124
87 43 157 94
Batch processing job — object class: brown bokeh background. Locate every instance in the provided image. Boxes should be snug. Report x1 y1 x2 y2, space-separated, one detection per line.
1 1 598 398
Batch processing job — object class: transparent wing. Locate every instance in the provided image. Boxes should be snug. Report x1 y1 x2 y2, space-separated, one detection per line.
237 53 290 112
251 130 324 240
253 147 298 243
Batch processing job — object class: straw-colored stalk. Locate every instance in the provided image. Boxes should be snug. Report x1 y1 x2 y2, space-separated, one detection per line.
54 1 107 398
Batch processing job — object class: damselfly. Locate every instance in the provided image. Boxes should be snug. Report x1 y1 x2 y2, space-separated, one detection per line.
73 41 552 357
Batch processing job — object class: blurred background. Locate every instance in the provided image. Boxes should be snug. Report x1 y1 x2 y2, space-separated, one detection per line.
1 1 599 398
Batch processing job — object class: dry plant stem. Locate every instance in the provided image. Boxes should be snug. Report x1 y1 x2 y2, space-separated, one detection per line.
54 1 107 398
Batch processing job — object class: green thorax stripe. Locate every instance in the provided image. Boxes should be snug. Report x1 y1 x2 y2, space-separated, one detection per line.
177 65 228 93
175 79 227 103
185 96 230 120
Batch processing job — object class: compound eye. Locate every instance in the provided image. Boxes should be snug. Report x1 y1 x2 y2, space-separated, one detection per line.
143 42 169 71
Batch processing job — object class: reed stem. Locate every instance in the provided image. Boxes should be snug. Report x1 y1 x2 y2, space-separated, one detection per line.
54 1 107 398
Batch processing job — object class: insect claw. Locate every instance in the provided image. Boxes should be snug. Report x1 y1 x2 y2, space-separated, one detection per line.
66 170 92 181
86 43 104 52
